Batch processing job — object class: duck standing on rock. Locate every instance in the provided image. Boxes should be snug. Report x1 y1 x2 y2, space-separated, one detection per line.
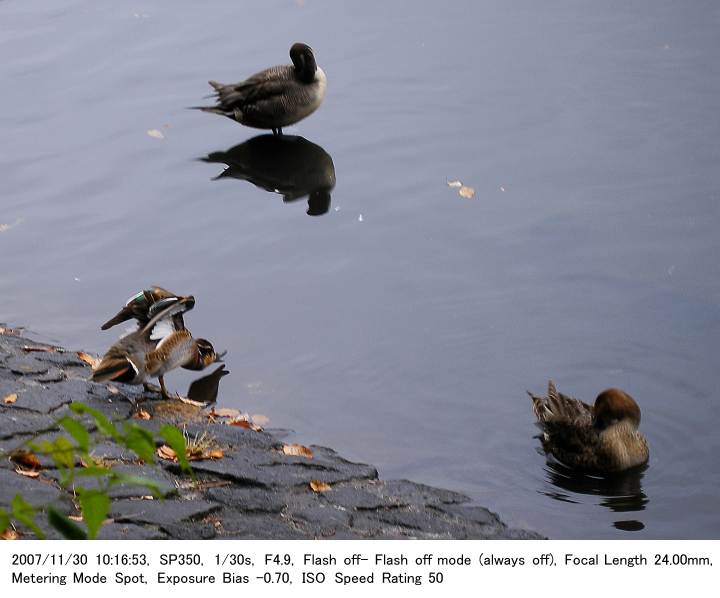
528 381 649 473
92 297 223 400
194 43 326 135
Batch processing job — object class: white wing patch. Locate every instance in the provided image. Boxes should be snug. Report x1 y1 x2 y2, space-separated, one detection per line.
150 318 175 341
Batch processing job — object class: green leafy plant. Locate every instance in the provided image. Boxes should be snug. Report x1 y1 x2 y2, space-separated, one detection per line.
0 402 190 539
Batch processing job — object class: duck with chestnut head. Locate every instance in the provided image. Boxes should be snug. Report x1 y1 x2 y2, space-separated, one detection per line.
194 42 326 135
528 381 649 473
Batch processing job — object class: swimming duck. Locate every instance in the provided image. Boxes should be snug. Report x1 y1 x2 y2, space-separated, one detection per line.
528 381 649 473
100 287 193 331
195 43 326 135
92 297 222 400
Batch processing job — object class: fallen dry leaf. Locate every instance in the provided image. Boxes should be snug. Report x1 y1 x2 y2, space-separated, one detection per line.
107 385 120 395
10 450 41 470
22 345 57 353
147 128 165 139
458 186 475 199
1 528 19 540
156 445 177 461
0 327 22 336
15 467 40 478
3 393 17 405
251 414 269 426
228 418 263 432
211 408 241 418
68 515 83 522
177 396 206 407
309 480 331 493
206 449 224 460
283 444 313 459
134 409 152 420
77 352 99 368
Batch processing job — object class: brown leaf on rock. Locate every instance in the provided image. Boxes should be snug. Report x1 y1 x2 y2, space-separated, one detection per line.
156 445 177 461
107 385 120 395
77 352 99 368
206 449 224 460
0 327 22 336
1 528 20 540
228 418 263 432
283 444 313 459
134 409 152 420
309 480 331 493
3 393 17 405
15 467 40 478
211 407 241 418
10 450 41 470
22 345 57 353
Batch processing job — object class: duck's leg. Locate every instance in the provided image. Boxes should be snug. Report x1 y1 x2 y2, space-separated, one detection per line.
158 376 174 401
277 127 283 136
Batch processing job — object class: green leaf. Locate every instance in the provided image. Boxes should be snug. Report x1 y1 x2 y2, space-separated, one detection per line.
109 472 166 498
75 466 114 479
0 508 10 533
58 416 91 453
47 507 87 540
50 436 76 471
159 425 191 473
122 424 156 463
77 489 109 540
69 403 119 440
11 495 44 539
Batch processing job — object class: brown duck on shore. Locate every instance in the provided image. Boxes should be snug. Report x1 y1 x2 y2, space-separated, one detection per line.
92 297 222 400
528 381 649 473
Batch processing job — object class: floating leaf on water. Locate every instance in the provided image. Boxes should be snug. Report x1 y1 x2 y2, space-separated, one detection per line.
447 180 463 188
77 352 99 368
309 480 331 493
282 444 313 459
147 129 165 139
458 186 475 199
251 414 269 426
358 214 364 222
3 393 17 405
499 186 506 192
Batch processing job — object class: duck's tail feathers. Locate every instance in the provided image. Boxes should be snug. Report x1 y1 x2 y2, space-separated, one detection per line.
528 380 592 425
188 105 226 114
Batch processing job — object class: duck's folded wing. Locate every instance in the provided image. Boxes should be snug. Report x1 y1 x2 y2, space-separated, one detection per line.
91 355 138 382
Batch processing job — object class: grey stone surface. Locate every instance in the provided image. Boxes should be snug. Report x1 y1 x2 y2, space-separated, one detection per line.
0 330 543 540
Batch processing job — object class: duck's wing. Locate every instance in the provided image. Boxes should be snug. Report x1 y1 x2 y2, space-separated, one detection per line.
91 348 140 383
139 296 194 341
100 287 177 330
208 66 296 111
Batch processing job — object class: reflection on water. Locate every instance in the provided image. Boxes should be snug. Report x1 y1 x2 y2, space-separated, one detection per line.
541 458 649 532
202 135 336 216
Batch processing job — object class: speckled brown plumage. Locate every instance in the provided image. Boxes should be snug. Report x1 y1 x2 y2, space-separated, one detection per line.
528 381 649 473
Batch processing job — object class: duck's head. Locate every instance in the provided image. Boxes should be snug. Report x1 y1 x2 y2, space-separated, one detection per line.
290 42 317 83
593 388 641 430
183 338 222 370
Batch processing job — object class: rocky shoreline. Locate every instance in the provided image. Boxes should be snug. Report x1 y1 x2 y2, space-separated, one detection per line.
0 327 542 540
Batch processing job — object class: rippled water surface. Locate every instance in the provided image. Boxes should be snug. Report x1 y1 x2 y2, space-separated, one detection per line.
1 0 719 538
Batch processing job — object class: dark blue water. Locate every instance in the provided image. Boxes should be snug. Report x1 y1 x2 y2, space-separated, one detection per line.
1 0 719 538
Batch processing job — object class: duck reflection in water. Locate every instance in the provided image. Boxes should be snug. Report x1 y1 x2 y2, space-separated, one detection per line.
540 459 649 532
202 135 335 216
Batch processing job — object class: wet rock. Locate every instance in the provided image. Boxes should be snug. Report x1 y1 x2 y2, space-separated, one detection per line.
6 356 49 376
0 467 61 508
205 486 290 513
36 368 66 383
